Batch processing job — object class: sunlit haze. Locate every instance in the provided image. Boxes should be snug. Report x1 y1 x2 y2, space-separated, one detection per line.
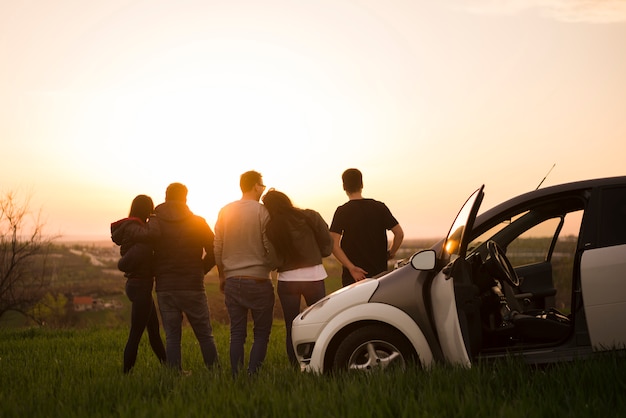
2 0 626 241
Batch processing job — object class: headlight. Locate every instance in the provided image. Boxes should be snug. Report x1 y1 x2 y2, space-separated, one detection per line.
300 296 329 320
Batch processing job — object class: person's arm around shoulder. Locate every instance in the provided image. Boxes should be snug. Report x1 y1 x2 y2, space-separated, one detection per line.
387 223 404 259
260 205 279 270
330 231 368 281
121 219 155 243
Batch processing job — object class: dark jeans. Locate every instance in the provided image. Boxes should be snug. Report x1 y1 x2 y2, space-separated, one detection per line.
224 278 275 376
124 279 166 373
277 280 326 365
157 290 219 370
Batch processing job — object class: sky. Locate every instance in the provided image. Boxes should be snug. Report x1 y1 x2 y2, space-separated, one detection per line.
2 0 626 241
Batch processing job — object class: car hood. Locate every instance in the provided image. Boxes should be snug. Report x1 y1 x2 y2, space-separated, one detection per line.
296 279 379 325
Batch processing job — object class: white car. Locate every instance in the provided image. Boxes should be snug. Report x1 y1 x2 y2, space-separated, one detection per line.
291 177 626 373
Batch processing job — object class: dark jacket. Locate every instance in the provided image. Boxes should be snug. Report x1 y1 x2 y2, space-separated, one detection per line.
110 217 154 280
275 209 333 273
150 201 215 292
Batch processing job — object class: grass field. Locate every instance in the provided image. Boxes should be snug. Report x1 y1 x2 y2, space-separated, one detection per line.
2 240 625 417
1 325 625 418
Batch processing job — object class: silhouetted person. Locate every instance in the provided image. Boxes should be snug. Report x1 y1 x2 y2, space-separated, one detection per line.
262 189 332 365
330 168 404 286
214 171 276 377
151 183 219 372
111 194 166 373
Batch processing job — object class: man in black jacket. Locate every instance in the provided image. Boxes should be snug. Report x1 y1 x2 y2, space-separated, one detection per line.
151 182 219 372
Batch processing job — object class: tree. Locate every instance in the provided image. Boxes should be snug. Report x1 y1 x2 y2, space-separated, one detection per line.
0 191 56 321
28 292 68 326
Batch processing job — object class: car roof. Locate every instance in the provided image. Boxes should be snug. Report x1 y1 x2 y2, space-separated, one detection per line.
474 176 626 229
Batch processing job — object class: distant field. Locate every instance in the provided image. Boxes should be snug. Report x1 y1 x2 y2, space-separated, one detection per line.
9 237 585 328
1 239 437 328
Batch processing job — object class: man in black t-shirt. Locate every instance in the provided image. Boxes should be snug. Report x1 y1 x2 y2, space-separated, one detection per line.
329 168 404 287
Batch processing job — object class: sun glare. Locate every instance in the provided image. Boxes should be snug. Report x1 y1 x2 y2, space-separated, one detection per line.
76 38 350 228
103 40 339 169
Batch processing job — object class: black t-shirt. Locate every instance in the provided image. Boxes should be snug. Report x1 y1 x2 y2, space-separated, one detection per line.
329 198 399 282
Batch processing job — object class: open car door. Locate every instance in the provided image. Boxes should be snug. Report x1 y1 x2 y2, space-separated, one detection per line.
430 186 484 366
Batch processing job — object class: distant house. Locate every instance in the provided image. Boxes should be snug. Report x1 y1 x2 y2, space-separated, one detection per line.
72 296 122 312
73 296 94 312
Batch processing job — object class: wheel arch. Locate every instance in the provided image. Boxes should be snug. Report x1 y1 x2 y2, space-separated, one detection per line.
311 303 435 373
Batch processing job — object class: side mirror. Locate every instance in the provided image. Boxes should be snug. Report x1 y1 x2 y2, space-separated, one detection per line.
410 249 436 271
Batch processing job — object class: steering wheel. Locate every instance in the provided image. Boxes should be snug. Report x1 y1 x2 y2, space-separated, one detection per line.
486 240 520 288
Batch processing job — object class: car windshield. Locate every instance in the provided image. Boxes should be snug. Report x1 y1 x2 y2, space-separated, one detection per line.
444 186 484 261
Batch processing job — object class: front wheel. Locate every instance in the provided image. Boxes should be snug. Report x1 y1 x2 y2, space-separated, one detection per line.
332 324 416 372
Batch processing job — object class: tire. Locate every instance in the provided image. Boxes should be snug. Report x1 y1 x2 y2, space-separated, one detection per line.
332 324 415 372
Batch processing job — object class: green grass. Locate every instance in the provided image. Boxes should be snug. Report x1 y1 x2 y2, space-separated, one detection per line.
1 325 625 418
1 240 624 417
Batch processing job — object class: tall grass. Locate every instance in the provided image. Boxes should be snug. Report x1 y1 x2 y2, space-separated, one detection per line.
1 325 625 418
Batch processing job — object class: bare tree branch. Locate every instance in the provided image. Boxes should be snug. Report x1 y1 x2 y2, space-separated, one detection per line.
0 190 56 320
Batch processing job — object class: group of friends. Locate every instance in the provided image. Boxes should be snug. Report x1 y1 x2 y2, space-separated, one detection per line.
110 168 404 376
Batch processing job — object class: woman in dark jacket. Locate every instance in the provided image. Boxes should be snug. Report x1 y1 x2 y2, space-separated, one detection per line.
111 194 166 373
262 189 332 365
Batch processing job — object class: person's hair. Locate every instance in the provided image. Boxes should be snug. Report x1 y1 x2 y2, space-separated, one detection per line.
129 195 154 221
262 189 303 262
240 170 263 193
165 182 188 202
342 168 363 193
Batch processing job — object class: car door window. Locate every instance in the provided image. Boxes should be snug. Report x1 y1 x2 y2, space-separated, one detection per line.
468 209 583 313
508 213 581 312
506 217 560 266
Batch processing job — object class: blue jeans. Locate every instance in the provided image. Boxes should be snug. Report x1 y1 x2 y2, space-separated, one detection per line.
277 280 326 365
224 278 275 376
157 290 218 370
